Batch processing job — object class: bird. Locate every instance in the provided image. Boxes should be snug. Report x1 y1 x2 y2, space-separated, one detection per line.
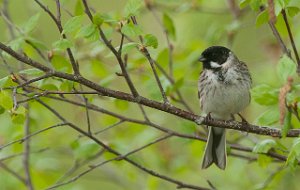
198 46 252 169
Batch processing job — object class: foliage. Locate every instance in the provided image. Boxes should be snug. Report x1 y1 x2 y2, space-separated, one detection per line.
1 0 300 190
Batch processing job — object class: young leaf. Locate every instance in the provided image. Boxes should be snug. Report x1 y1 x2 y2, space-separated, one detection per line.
286 138 300 170
50 54 72 73
256 107 279 125
19 68 44 76
116 42 139 54
23 13 40 33
277 55 296 83
124 0 143 18
253 139 276 153
282 111 292 137
75 24 97 39
239 0 251 8
121 23 143 37
0 90 13 110
25 37 48 50
62 15 84 34
286 6 300 17
92 13 104 26
163 13 176 40
250 0 263 11
52 39 73 51
144 34 158 49
251 84 278 105
256 10 268 27
74 0 84 16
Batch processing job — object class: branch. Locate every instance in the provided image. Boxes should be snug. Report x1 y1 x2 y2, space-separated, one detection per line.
281 9 300 74
34 0 80 75
48 134 173 190
37 99 209 190
1 41 299 138
22 103 34 190
0 161 27 185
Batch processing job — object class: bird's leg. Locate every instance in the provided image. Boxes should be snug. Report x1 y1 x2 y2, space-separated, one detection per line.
237 113 249 124
205 112 212 122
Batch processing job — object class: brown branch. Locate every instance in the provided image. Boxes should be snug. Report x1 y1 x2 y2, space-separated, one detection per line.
33 0 80 75
0 161 27 185
36 99 209 190
23 103 34 190
0 123 68 150
1 36 300 137
48 134 174 190
0 148 49 162
281 9 300 74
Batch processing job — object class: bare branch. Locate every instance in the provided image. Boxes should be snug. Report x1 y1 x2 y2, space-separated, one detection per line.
23 103 34 190
281 9 300 74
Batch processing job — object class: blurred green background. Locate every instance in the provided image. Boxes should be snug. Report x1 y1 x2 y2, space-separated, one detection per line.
1 0 300 189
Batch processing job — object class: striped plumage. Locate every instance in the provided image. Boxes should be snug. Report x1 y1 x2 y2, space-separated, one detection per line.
198 46 251 169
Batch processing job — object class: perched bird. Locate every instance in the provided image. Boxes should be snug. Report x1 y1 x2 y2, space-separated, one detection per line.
198 46 252 169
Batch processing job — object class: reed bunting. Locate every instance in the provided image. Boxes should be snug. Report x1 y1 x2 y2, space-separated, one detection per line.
198 46 252 169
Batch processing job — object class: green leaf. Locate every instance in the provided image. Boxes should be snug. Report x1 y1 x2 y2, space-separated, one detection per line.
0 106 5 115
74 140 100 160
23 13 40 33
144 34 158 49
277 55 296 82
257 154 273 168
282 111 292 137
256 107 279 125
62 15 84 34
114 99 129 110
0 76 9 88
256 10 268 27
0 90 13 110
52 39 73 51
250 0 263 11
121 23 143 37
7 37 25 52
286 6 300 17
25 37 48 50
163 13 176 40
286 138 300 170
19 68 44 76
253 139 277 153
50 54 72 73
124 0 143 18
239 0 251 8
74 0 84 16
116 42 139 54
92 13 104 26
75 24 97 39
251 84 278 105
59 80 73 92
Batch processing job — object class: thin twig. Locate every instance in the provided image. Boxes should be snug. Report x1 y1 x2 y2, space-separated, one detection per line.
23 103 34 190
33 0 80 75
0 123 68 150
0 161 27 185
47 134 175 190
281 9 300 74
55 149 105 183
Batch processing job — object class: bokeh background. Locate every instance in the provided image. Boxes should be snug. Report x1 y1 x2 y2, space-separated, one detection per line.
1 0 300 189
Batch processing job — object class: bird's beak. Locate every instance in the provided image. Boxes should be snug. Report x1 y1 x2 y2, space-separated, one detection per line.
198 55 206 62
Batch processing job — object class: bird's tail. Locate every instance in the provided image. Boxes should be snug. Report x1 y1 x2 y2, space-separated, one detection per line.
202 127 227 170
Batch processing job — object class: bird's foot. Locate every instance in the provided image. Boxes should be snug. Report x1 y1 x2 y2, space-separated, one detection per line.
237 113 249 124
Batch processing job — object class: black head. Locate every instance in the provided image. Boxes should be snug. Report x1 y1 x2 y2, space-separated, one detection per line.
199 46 231 70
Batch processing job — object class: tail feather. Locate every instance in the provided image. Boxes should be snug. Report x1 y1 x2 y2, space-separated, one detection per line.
202 127 227 170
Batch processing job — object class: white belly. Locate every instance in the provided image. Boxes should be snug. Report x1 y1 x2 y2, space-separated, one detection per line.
199 70 250 119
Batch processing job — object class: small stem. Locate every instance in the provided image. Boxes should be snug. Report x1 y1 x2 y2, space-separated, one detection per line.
282 9 300 73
